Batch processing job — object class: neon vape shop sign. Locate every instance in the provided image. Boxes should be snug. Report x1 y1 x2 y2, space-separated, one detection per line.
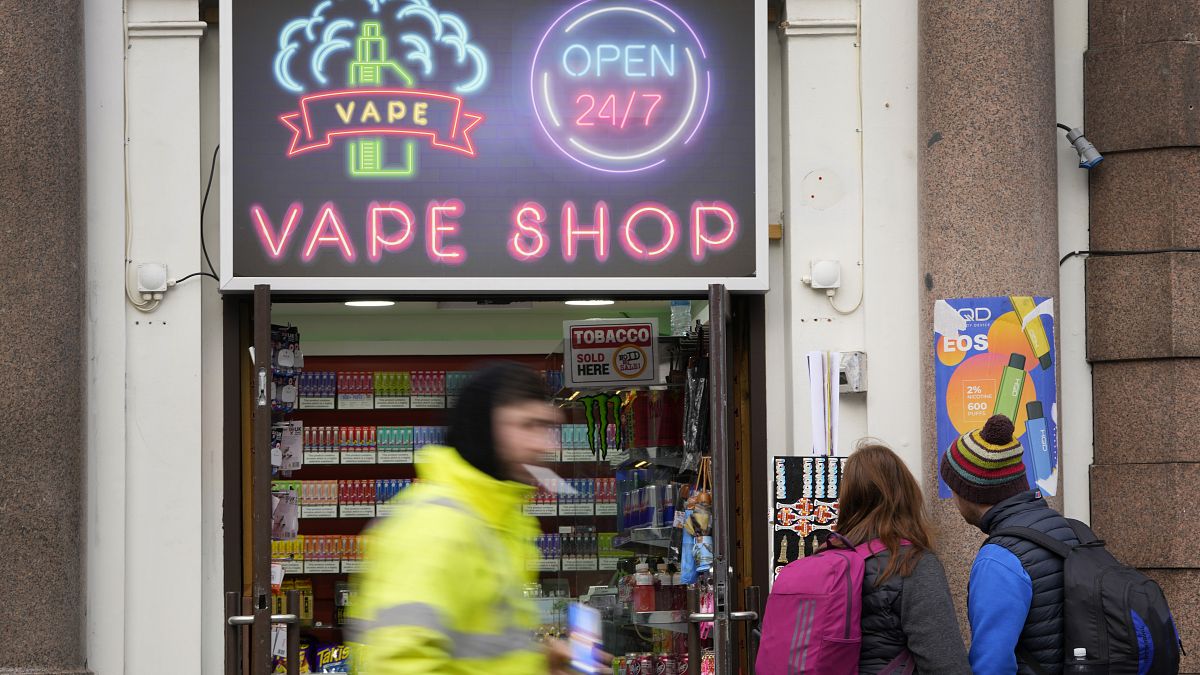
225 0 762 289
530 1 711 174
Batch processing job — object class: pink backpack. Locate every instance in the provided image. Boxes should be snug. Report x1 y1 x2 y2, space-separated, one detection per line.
755 536 914 675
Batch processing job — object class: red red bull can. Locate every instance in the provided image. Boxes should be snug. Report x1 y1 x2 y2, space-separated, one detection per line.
656 655 677 675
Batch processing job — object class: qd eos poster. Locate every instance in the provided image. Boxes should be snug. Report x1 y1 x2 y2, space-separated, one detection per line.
934 297 1059 498
224 0 762 291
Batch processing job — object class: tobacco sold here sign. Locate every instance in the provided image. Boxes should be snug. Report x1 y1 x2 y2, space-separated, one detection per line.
564 319 660 388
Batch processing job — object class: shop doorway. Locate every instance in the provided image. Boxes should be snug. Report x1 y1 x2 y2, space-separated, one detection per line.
222 288 768 674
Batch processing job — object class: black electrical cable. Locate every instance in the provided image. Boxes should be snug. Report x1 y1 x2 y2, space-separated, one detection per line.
1059 248 1200 266
1056 123 1073 132
176 271 221 284
200 144 220 276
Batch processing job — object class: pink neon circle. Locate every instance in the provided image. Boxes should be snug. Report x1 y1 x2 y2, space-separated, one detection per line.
529 0 711 174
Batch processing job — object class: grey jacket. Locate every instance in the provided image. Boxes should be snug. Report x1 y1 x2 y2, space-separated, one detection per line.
858 548 971 675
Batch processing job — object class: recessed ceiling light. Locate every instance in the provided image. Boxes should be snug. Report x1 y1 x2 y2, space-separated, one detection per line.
564 299 615 306
344 300 395 308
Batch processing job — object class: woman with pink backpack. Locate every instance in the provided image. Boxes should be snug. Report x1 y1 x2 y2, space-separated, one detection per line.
756 443 970 674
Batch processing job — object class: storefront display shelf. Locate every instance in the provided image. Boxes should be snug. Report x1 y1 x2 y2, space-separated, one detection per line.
552 381 686 402
617 447 686 470
631 610 690 634
613 526 673 552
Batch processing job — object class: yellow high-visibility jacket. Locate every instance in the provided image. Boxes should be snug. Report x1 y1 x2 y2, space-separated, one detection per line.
349 445 547 674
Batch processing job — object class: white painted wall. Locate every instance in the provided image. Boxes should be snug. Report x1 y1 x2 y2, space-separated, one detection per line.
200 23 227 674
123 2 208 669
777 0 869 462
84 0 128 669
763 27 789 462
1054 0 1093 523
86 0 211 671
770 0 1091 520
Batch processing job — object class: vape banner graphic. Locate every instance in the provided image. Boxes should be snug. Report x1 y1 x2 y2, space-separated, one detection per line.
772 456 846 579
934 297 1059 497
227 0 760 288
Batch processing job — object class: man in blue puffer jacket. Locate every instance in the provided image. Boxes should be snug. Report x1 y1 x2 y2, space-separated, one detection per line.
941 415 1078 675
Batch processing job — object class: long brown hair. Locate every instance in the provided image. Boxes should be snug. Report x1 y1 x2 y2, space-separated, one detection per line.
834 441 935 584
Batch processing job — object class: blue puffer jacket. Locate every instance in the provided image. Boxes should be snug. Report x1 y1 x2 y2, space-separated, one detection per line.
978 491 1079 674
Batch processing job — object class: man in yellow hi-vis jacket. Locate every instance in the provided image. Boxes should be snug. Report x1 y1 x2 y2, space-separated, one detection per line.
349 363 573 674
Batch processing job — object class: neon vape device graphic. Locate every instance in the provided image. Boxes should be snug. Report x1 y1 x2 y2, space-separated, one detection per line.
276 19 486 180
530 0 713 174
347 22 419 178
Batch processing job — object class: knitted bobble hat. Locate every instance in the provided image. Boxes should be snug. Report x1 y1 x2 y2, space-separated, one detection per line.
940 414 1029 505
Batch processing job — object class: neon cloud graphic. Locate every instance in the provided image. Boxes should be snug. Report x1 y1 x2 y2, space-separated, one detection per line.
272 0 490 180
531 0 712 173
272 0 489 95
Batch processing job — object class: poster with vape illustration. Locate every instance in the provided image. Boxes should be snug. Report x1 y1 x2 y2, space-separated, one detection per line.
935 296 1058 498
772 456 846 578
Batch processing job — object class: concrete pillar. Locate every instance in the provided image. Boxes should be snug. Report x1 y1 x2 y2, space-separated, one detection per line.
0 0 90 672
1084 3 1200 671
918 0 1060 627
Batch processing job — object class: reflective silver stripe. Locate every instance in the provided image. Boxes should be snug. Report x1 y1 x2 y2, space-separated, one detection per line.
450 626 537 660
798 598 817 672
349 602 535 659
421 495 472 513
789 600 813 675
349 602 445 640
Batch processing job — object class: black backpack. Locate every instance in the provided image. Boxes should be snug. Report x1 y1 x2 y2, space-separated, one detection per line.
989 519 1183 674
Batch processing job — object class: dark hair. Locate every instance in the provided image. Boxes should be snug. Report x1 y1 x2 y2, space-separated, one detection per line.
835 441 935 584
446 362 548 480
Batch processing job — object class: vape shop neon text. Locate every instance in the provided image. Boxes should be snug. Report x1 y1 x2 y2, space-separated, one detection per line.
250 200 739 265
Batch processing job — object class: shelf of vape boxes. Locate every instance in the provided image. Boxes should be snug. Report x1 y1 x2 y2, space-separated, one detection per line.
299 370 564 410
529 532 632 573
296 424 624 466
296 370 470 411
275 479 417 520
298 425 447 466
524 477 619 517
272 534 367 575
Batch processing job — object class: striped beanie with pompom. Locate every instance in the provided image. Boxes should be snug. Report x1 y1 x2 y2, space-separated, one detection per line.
940 414 1029 505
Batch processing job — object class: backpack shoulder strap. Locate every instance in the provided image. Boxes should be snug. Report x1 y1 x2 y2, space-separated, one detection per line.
987 526 1074 559
1065 518 1101 545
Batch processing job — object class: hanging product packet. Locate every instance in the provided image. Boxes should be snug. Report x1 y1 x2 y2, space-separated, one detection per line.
680 507 698 583
680 458 715 583
689 458 714 575
681 357 709 474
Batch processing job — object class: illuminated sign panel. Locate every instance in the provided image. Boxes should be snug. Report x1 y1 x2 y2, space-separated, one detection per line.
222 0 765 292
